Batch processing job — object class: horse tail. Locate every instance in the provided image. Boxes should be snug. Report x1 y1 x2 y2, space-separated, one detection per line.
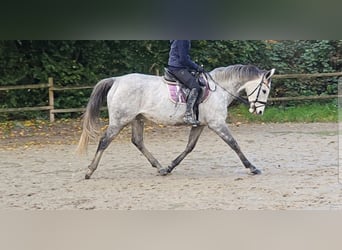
76 77 115 155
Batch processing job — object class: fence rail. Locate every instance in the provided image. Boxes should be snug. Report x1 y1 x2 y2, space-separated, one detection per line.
0 72 341 122
272 72 342 79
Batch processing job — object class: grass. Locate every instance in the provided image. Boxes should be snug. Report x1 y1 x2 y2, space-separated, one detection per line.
0 102 339 126
228 101 338 123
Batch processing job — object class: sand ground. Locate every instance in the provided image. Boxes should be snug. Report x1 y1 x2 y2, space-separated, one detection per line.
0 122 340 210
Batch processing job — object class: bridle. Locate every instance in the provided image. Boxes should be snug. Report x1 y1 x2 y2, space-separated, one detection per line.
247 78 270 109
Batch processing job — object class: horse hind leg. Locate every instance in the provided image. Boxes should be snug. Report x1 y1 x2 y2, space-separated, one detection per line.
131 116 163 170
85 124 123 179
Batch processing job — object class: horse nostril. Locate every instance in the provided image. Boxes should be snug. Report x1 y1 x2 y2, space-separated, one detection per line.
258 110 263 115
262 89 267 94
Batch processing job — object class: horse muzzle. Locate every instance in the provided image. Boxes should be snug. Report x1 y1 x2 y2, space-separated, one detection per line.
249 102 264 115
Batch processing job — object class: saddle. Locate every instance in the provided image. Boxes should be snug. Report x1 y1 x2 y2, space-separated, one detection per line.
163 68 211 105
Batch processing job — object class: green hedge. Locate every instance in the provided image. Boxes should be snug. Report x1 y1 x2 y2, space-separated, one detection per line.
0 40 340 120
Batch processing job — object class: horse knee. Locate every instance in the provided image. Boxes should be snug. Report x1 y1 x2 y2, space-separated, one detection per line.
131 136 143 150
185 144 196 153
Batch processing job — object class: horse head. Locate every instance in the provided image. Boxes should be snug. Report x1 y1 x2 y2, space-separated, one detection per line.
240 68 275 115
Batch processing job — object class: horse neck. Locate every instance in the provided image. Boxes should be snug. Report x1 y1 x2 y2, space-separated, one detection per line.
211 73 246 95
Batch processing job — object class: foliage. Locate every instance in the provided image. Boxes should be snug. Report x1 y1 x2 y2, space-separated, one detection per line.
0 40 340 120
191 40 270 69
266 40 341 98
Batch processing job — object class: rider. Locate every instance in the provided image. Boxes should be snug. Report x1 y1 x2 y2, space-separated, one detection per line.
167 40 204 126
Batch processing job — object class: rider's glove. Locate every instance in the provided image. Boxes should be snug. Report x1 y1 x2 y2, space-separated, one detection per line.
197 65 204 73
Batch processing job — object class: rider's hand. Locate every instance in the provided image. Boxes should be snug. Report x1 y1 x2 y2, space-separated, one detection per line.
197 65 204 73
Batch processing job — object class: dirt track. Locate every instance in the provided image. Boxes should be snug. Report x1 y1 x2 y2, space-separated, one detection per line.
0 122 340 210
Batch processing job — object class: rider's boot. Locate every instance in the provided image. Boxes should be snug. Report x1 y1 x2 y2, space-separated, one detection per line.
183 88 200 126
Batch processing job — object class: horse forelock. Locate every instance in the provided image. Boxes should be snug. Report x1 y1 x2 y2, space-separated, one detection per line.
211 64 265 83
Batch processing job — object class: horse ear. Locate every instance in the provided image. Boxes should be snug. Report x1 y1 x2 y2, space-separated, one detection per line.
265 68 275 80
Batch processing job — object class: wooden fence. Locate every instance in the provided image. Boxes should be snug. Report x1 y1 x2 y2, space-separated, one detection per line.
0 72 341 122
0 77 94 122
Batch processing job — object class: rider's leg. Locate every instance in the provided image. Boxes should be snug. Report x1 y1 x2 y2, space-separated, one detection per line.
168 69 201 126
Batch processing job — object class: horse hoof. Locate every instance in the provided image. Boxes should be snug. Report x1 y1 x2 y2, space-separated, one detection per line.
158 168 170 176
251 168 261 175
85 174 91 179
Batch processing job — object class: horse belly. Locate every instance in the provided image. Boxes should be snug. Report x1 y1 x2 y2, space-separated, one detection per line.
141 100 186 125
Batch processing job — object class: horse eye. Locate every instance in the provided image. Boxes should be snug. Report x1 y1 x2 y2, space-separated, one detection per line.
262 89 267 94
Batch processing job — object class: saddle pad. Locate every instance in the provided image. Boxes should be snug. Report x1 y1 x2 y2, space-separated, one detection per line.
167 84 211 104
168 85 187 103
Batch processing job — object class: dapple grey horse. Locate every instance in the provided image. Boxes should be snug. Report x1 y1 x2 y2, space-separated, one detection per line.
77 64 275 179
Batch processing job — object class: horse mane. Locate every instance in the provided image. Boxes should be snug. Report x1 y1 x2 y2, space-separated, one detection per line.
210 64 265 83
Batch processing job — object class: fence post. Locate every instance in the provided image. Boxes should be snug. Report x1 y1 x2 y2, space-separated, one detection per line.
48 77 55 122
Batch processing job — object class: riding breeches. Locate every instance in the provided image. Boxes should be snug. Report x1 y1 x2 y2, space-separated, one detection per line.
168 68 201 92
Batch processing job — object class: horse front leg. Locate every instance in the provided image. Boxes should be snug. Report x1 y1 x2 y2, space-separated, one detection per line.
159 125 204 175
209 123 261 175
131 116 163 170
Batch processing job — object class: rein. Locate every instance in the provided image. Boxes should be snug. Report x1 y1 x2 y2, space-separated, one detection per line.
204 72 270 108
204 72 249 106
